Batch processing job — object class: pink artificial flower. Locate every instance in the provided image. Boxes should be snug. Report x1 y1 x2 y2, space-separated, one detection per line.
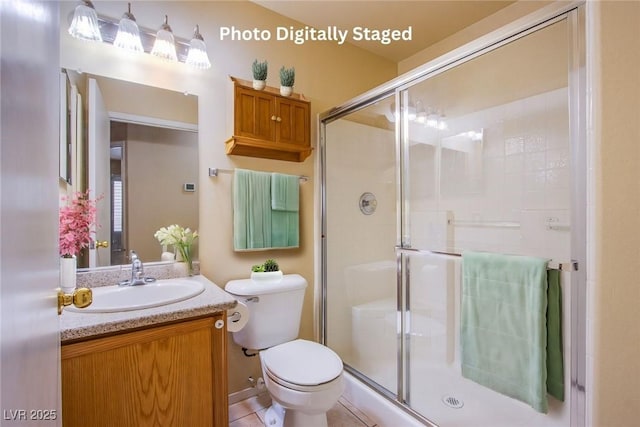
59 190 101 257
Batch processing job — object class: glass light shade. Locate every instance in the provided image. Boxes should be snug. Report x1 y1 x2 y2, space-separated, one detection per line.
68 1 102 42
426 113 439 128
415 101 426 124
113 4 142 52
186 26 211 69
151 16 177 61
406 105 417 121
114 18 143 52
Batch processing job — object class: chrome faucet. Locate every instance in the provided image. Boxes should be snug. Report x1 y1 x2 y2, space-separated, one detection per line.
119 250 155 286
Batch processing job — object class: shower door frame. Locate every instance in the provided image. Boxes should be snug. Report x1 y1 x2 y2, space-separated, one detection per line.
319 2 586 426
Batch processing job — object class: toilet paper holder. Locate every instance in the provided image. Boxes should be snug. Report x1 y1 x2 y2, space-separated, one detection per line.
228 311 242 323
227 296 258 323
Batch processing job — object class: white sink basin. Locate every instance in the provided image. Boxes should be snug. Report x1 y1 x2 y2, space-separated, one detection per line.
67 279 205 313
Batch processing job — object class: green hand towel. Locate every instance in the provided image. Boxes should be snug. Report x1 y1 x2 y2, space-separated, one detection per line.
233 169 272 250
271 173 299 212
271 173 299 248
461 251 550 413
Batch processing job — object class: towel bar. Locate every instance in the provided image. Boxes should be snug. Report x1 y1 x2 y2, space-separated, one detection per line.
208 167 308 182
394 246 578 272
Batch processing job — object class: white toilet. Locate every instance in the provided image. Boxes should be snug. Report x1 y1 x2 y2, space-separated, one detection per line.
225 274 344 427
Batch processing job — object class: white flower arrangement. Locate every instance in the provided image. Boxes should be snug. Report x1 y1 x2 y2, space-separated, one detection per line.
154 224 198 273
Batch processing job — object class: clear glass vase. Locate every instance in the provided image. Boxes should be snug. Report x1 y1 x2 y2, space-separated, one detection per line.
176 244 193 276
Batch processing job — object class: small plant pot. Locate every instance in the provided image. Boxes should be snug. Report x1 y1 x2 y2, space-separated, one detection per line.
250 270 283 282
280 86 293 97
253 79 266 90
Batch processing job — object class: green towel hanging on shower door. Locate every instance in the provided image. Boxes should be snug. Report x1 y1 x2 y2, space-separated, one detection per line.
461 251 551 413
546 268 564 402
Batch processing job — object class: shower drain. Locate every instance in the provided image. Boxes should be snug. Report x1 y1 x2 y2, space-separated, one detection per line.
441 395 464 409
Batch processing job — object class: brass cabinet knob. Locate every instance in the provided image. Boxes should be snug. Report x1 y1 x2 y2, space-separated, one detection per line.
271 115 277 121
276 117 282 122
96 240 109 248
58 288 93 315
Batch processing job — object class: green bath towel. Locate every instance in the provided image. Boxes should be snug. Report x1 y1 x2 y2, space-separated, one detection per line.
461 251 564 413
233 169 272 250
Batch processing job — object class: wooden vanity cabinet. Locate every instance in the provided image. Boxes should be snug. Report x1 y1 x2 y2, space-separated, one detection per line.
226 77 312 162
61 315 228 427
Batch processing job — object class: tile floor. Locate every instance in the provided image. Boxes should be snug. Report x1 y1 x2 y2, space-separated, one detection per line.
229 393 378 427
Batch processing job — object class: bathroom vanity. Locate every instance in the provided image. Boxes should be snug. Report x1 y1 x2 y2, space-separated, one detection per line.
60 274 236 427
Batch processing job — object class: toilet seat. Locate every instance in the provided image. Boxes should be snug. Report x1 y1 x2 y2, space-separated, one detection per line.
262 339 343 392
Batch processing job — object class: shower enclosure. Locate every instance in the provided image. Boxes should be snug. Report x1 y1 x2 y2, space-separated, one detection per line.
320 6 585 427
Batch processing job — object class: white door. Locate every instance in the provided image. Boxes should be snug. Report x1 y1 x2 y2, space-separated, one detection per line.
87 79 112 267
0 1 61 426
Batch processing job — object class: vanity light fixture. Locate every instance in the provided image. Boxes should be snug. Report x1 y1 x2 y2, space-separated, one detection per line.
68 0 102 42
384 102 417 122
384 102 449 130
151 15 178 61
67 4 210 68
185 25 212 69
113 2 143 52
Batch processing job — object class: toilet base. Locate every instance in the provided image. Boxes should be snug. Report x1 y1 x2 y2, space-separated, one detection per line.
264 402 285 427
264 402 328 427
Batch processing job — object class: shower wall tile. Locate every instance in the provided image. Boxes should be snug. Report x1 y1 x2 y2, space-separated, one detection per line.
525 151 547 172
504 136 525 155
417 87 572 260
504 153 524 174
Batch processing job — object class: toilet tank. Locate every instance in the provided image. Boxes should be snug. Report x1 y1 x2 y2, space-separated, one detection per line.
225 274 307 350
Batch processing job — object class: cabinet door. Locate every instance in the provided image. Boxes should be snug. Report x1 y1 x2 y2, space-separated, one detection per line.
276 97 310 147
62 316 228 427
235 87 275 141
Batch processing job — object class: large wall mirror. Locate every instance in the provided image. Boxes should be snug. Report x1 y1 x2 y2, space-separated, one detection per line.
61 69 199 269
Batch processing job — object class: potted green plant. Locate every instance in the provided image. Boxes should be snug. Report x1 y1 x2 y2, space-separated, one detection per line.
252 59 268 90
279 66 295 96
250 259 283 281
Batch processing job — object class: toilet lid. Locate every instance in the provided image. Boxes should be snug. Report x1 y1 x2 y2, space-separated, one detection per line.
262 339 343 386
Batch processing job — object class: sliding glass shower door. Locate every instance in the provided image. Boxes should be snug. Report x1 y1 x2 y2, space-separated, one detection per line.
322 11 580 427
323 95 399 396
400 18 572 426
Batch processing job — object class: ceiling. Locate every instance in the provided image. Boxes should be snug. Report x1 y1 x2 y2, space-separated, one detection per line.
252 0 515 62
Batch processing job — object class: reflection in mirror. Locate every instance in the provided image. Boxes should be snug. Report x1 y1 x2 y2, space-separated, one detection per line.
60 69 198 269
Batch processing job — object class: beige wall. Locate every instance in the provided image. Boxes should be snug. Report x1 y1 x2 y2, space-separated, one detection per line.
60 0 396 394
125 124 199 262
590 1 640 426
93 75 198 125
398 1 555 74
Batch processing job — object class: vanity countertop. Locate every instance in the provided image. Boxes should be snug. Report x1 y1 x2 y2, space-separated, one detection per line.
60 275 237 343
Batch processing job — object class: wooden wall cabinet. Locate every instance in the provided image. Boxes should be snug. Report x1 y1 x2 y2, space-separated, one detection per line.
61 315 228 427
226 77 312 162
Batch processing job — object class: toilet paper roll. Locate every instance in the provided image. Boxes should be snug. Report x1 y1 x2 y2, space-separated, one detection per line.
226 301 250 332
